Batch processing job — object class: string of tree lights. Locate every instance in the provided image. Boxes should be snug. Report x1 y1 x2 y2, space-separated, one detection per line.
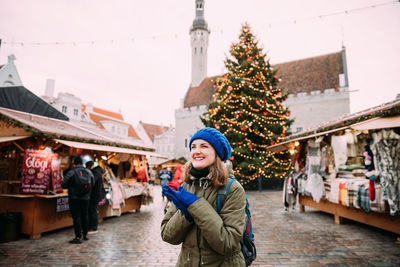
201 23 293 188
0 1 396 47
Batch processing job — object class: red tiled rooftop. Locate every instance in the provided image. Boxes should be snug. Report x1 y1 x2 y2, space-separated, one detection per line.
140 122 169 142
183 51 345 107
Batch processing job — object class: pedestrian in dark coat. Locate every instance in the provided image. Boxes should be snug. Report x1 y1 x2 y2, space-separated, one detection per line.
85 161 104 234
61 156 94 244
161 127 246 266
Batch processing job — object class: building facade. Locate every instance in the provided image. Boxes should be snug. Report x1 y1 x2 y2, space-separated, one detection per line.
276 49 350 133
41 79 141 141
136 121 170 151
0 54 23 87
153 127 175 159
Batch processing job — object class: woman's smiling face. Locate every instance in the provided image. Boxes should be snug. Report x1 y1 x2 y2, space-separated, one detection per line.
190 139 216 170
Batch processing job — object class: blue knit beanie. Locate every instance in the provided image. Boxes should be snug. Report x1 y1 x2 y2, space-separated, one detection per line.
189 127 232 161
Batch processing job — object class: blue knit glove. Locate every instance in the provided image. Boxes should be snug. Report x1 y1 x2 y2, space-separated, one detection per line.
162 185 192 221
176 186 199 208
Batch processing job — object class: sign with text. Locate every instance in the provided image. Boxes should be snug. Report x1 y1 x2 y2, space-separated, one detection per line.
56 196 69 212
51 159 63 193
21 149 54 194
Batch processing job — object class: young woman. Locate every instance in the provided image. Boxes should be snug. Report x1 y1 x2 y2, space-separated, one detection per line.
161 127 246 266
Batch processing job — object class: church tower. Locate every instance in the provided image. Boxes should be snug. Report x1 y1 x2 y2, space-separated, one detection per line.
190 0 210 87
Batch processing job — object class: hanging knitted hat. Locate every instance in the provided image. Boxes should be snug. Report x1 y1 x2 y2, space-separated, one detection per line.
189 127 232 161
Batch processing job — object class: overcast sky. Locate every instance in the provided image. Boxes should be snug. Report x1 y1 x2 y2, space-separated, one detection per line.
1 0 399 126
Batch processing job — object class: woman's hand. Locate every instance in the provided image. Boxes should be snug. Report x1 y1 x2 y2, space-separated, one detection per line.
162 185 194 221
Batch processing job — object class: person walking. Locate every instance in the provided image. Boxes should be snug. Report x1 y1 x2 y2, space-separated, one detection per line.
85 160 104 234
159 167 172 200
62 156 94 244
149 166 158 185
161 127 247 266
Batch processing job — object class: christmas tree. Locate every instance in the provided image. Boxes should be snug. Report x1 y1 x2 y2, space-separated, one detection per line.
201 23 293 186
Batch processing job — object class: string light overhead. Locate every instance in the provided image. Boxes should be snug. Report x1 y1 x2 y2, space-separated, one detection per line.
1 1 396 47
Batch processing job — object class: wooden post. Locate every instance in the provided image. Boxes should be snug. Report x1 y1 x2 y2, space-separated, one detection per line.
299 204 305 212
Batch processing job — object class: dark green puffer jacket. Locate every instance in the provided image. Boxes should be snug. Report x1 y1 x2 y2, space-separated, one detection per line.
161 175 246 267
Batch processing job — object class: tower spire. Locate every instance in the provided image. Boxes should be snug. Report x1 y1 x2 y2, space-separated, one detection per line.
190 0 210 87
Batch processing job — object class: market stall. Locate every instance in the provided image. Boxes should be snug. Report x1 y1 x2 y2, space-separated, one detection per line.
0 107 156 239
270 99 400 235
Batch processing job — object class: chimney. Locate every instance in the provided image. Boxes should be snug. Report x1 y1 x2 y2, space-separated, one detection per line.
45 79 55 98
7 54 16 64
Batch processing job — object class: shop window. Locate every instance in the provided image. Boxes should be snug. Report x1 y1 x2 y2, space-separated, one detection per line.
62 105 67 113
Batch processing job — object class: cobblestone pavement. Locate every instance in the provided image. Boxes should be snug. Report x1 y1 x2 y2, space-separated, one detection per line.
0 185 399 266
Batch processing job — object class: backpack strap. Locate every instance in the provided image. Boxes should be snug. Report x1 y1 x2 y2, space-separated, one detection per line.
216 177 236 213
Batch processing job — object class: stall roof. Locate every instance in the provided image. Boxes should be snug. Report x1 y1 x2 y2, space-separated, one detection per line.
0 135 31 143
268 98 400 152
0 86 69 121
351 116 400 131
0 107 154 152
0 107 113 142
54 139 165 158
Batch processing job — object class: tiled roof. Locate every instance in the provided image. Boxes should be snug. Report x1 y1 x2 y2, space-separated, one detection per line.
140 122 169 142
183 51 344 108
92 106 124 120
82 104 140 139
183 76 217 108
274 51 343 94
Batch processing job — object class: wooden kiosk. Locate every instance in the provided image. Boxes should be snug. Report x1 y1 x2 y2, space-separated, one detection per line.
0 108 154 240
268 99 400 235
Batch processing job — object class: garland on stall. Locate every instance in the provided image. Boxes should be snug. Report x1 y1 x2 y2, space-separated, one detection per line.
280 103 400 144
0 114 155 152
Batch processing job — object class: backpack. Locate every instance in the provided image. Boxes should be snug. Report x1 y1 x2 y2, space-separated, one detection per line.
74 168 92 196
216 177 256 266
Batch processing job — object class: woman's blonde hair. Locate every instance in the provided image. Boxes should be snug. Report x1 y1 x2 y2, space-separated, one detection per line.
182 155 228 188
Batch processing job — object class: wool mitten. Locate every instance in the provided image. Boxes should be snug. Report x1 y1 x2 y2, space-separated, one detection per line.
176 186 199 208
162 185 193 221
